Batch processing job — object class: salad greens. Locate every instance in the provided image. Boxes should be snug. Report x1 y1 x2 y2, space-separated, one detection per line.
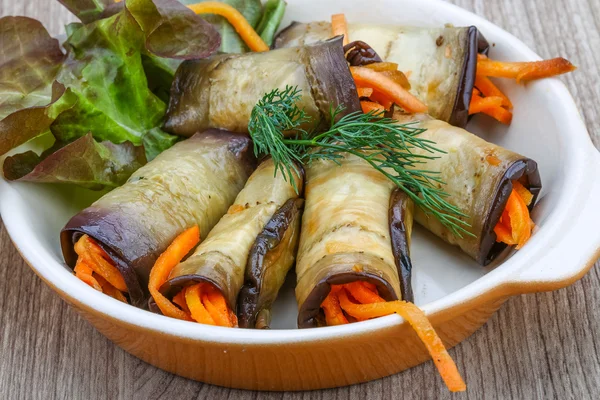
0 0 288 189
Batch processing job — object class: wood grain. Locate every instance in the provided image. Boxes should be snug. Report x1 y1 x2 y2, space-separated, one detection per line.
1 0 599 398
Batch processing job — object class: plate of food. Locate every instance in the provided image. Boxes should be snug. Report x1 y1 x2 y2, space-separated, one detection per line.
1 0 599 393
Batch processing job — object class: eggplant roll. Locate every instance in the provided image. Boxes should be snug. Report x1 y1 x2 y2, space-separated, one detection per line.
295 153 414 328
161 159 304 328
397 114 541 265
61 130 255 307
274 22 489 127
164 36 360 136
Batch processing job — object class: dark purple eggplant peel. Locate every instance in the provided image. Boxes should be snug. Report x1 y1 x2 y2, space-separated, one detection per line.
163 36 360 136
273 21 489 128
61 130 256 308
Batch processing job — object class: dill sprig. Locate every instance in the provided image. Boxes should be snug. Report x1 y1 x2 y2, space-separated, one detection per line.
248 86 471 237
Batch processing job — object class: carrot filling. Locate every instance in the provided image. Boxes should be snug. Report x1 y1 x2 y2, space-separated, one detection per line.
73 235 128 303
472 55 575 124
321 281 466 392
147 226 237 327
493 181 535 249
188 2 269 52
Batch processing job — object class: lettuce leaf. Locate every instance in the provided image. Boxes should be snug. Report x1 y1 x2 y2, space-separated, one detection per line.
3 133 146 189
0 17 65 118
256 0 287 46
0 0 221 188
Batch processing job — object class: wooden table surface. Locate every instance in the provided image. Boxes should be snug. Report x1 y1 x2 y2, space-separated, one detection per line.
1 0 599 398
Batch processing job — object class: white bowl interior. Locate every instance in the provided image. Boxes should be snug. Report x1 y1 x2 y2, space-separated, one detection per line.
0 0 592 333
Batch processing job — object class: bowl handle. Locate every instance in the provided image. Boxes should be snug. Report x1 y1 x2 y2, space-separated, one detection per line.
506 147 600 293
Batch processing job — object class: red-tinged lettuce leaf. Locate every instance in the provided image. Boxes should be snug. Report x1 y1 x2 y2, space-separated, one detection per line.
0 16 65 118
180 0 262 53
126 0 221 59
0 82 77 156
57 0 114 24
52 7 177 161
3 133 146 189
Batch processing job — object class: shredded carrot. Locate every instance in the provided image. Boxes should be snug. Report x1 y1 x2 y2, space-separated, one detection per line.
477 57 576 84
148 226 200 321
203 285 236 327
368 90 394 110
351 67 427 113
172 290 190 313
345 281 385 304
185 283 216 325
74 258 102 292
475 75 513 108
379 70 411 90
493 184 535 249
96 275 128 303
331 13 349 46
327 286 466 392
361 100 386 114
357 87 374 98
187 2 269 52
321 287 348 326
513 181 534 206
74 235 127 292
468 95 504 115
480 105 513 125
364 62 399 72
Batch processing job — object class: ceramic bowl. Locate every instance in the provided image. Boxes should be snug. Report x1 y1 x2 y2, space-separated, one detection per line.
1 0 599 391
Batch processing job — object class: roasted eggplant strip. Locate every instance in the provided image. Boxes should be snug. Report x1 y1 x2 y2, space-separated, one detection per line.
160 159 303 325
295 152 413 328
273 22 489 127
61 130 255 307
238 197 303 329
164 36 360 136
389 190 415 303
394 113 541 265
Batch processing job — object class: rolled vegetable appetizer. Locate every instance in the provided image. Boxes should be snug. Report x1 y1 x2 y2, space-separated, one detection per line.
395 113 542 265
163 36 361 136
295 153 414 328
295 153 465 392
61 130 255 308
155 158 304 328
273 21 488 127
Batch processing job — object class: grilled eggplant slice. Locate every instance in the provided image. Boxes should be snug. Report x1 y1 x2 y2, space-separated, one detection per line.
395 113 541 265
161 159 304 326
164 36 360 136
61 130 255 307
274 22 489 127
295 153 414 328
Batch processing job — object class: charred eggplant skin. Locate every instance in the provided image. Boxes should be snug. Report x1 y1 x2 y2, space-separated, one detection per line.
237 197 304 329
164 36 360 136
389 190 414 303
61 130 255 308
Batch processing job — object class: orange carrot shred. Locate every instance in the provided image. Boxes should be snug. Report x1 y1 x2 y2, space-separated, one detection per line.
368 90 394 110
364 62 399 72
186 284 216 325
480 105 513 125
477 57 576 83
74 235 128 292
344 282 385 304
331 14 349 46
321 291 348 326
469 95 504 115
148 226 200 321
494 185 534 249
337 291 466 392
361 100 386 114
95 274 128 303
475 75 513 108
379 70 411 90
203 286 236 327
513 181 534 206
357 87 374 98
74 259 102 292
351 66 427 113
187 2 269 52
172 290 190 313
494 222 516 245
